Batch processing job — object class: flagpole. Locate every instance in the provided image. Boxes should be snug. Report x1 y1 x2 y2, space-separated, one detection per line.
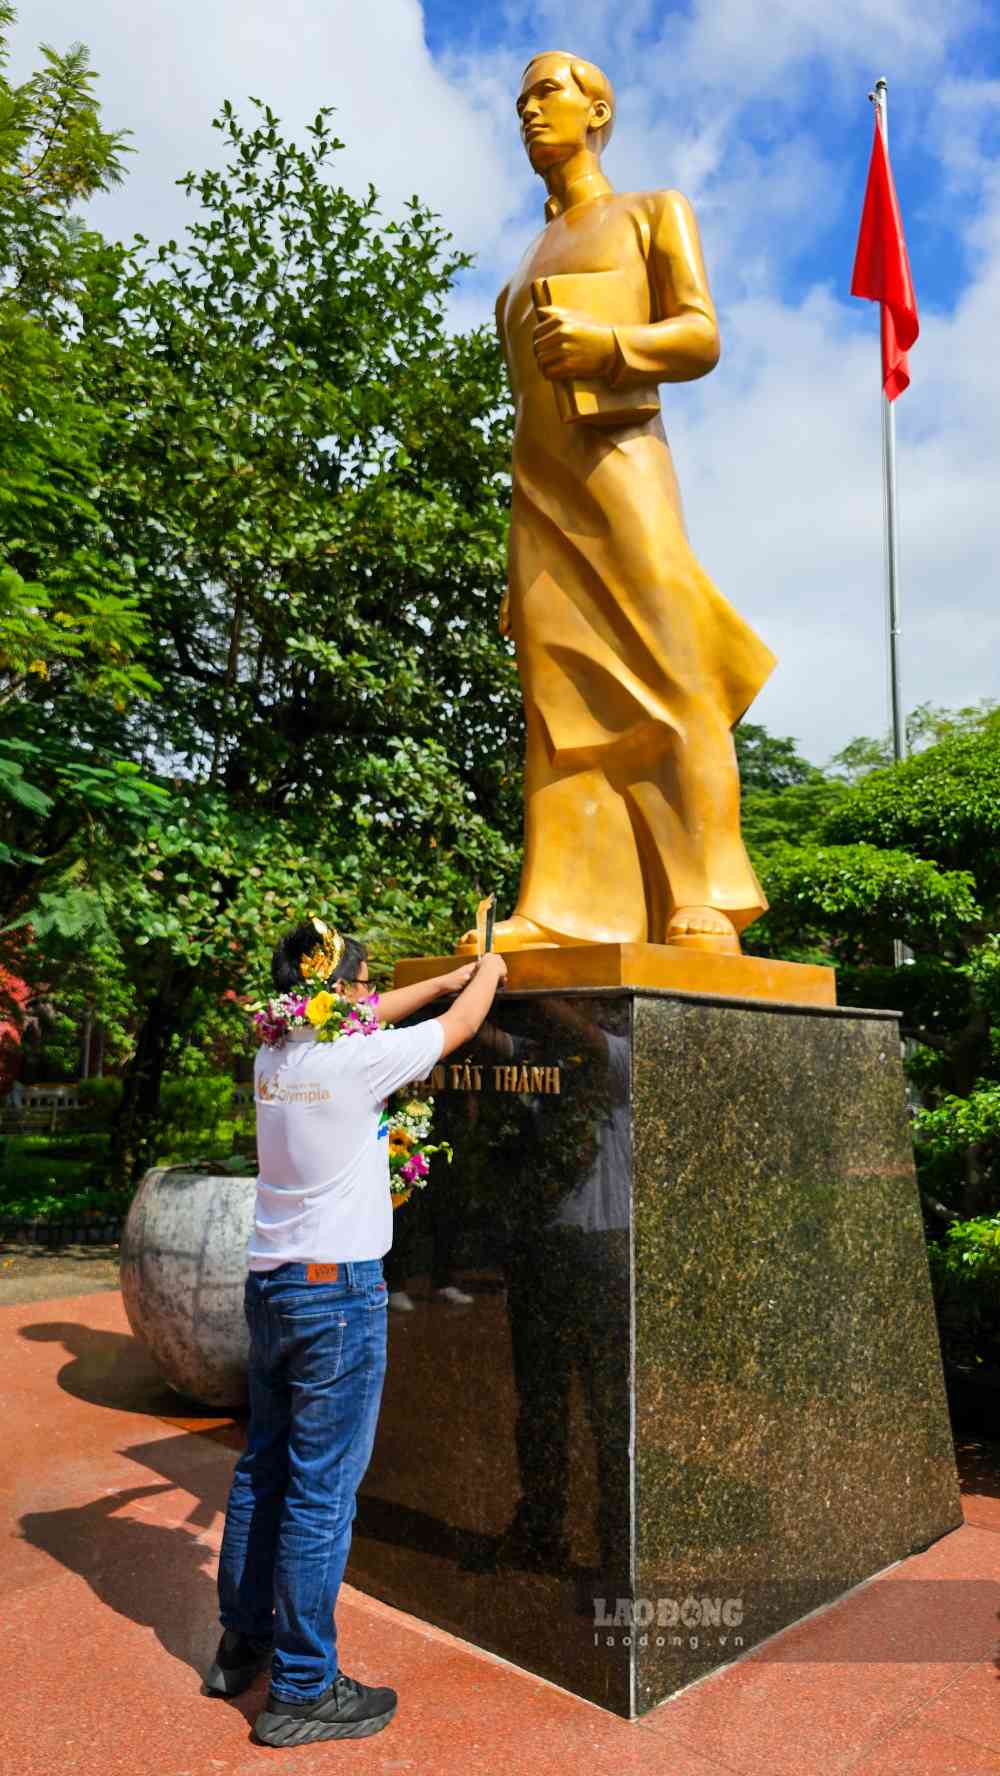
869 75 908 969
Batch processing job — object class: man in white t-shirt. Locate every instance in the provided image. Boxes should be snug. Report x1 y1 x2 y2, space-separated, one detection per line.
207 921 506 1746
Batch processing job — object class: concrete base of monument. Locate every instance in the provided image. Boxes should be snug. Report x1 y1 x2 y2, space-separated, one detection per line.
394 941 836 1006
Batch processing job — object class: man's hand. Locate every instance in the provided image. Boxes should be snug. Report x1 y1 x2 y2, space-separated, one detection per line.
435 963 478 997
533 306 617 382
436 949 508 1056
478 951 508 984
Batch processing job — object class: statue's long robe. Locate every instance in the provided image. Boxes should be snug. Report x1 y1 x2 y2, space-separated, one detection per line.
498 186 776 942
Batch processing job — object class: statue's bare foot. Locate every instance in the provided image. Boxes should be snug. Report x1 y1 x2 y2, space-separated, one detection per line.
456 914 560 955
665 906 741 955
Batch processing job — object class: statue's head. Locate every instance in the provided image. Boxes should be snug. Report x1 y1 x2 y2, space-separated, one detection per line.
516 52 615 174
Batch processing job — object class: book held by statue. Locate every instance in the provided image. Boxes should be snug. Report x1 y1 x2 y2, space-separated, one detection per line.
531 271 660 429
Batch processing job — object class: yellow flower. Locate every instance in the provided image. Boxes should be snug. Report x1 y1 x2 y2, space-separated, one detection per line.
388 1130 411 1154
306 992 334 1027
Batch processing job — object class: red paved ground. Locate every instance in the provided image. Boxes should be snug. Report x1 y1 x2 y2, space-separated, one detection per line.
2 1288 999 1775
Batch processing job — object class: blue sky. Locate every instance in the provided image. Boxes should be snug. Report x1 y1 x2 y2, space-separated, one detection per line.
426 5 914 306
9 0 1000 763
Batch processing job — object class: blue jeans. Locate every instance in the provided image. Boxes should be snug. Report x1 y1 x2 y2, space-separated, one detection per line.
217 1259 387 1700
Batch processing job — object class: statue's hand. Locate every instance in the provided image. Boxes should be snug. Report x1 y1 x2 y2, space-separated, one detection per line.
533 306 617 382
498 591 511 638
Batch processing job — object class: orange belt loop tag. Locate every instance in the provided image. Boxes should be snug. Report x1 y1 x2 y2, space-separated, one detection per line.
305 1262 339 1283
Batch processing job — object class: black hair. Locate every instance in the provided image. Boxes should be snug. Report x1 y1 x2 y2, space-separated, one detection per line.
270 923 369 994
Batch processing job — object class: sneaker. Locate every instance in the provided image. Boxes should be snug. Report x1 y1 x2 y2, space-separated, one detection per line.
254 1671 398 1745
204 1628 272 1697
433 1284 474 1304
388 1289 415 1311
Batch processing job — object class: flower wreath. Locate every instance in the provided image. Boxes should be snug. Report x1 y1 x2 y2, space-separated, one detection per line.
249 920 450 1207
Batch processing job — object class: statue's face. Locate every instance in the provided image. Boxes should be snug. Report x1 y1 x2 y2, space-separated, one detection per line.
516 57 606 173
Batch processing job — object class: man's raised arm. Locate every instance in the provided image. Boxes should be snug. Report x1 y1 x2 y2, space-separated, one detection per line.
374 965 477 1028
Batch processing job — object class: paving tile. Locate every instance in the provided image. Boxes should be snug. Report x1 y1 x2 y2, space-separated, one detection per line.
845 1720 1000 1774
964 1494 1000 1535
3 1286 993 1776
320 1613 746 1776
0 1289 743 1776
6 1419 237 1607
956 1438 1000 1538
879 1522 1000 1584
640 1564 989 1776
815 1566 1000 1665
644 1655 964 1776
916 1661 1000 1754
0 1532 740 1776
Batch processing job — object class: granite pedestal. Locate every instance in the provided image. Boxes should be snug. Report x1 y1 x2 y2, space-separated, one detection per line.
346 988 961 1718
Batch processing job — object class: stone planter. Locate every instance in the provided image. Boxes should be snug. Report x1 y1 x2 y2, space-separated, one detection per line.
120 1166 256 1408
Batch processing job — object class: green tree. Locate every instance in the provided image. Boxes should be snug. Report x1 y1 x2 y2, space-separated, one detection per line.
24 767 514 1183
6 85 524 1178
735 722 849 858
734 721 814 792
81 97 519 817
750 718 1000 1214
0 4 148 713
827 699 999 783
0 6 160 888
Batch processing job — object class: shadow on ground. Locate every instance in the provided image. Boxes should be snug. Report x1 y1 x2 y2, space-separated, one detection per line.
17 1430 258 1712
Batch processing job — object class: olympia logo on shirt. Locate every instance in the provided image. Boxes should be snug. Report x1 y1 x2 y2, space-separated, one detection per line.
256 1075 331 1105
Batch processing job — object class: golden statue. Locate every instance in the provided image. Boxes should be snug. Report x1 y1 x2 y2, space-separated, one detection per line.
461 50 776 959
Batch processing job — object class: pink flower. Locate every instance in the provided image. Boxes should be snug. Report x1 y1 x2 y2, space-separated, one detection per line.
254 1008 288 1047
342 1002 380 1038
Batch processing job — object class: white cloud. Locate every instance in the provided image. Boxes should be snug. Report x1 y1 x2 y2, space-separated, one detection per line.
660 0 975 96
8 0 521 257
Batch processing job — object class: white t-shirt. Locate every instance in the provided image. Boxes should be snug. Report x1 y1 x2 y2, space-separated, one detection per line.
247 1019 446 1268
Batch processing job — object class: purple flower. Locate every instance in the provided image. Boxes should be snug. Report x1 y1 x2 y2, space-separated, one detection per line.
341 1002 379 1039
254 1008 288 1047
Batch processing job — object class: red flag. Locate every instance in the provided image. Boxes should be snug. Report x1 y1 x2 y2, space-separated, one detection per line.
851 114 919 399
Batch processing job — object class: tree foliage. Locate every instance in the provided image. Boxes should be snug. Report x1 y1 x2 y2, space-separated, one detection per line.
755 843 979 960
734 721 814 792
0 13 520 1179
82 97 520 822
747 707 1000 1215
0 4 160 897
